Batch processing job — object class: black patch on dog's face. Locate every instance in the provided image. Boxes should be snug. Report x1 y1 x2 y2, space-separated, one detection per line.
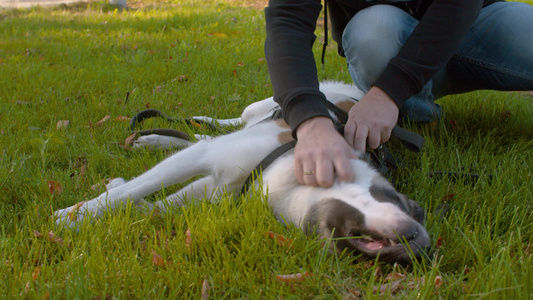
369 185 410 214
303 199 366 253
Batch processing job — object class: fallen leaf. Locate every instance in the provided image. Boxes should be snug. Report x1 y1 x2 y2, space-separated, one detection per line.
435 236 443 249
434 275 443 292
114 116 131 122
151 250 167 269
201 277 210 300
94 115 111 127
347 287 363 299
407 276 425 290
48 180 63 195
68 201 87 221
46 231 64 246
264 231 293 248
374 279 403 294
275 271 312 283
124 133 137 147
34 230 64 246
56 120 70 130
232 70 238 77
383 272 406 282
32 266 41 281
185 229 192 250
189 120 202 130
236 61 243 67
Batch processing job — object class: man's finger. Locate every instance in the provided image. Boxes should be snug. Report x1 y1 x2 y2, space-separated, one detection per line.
344 120 356 148
354 124 368 154
334 155 354 183
315 161 334 188
366 130 381 150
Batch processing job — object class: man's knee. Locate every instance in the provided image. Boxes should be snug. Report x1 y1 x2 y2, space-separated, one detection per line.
342 5 417 80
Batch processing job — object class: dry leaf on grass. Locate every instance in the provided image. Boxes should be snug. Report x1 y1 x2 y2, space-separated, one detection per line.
185 229 192 250
383 272 406 282
374 279 404 295
275 271 312 283
151 250 167 269
56 120 70 130
434 275 444 292
32 266 41 281
201 277 210 300
48 180 63 195
114 116 131 122
372 272 408 295
33 230 65 246
124 133 137 148
68 201 87 221
264 231 293 248
94 115 111 128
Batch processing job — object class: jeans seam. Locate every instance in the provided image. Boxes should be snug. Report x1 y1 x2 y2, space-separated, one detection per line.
453 54 533 83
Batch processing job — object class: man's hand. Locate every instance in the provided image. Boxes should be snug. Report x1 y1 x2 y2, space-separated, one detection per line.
294 117 358 188
344 86 399 153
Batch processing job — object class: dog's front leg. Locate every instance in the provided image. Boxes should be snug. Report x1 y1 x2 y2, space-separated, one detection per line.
154 176 219 211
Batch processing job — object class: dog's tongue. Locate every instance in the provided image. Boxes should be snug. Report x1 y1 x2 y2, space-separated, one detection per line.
354 238 389 251
364 240 387 251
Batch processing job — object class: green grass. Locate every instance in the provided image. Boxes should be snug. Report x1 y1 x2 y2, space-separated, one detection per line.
1 0 532 298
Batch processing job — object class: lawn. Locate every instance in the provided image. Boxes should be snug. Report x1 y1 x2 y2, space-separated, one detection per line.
0 0 532 298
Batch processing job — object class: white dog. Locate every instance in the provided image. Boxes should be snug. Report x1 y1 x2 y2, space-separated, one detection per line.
54 81 430 264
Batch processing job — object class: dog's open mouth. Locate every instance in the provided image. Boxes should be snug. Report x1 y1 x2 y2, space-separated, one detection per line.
350 235 398 251
343 227 430 263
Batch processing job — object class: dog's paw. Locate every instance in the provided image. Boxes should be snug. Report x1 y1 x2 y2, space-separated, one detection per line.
133 134 192 150
106 178 127 190
53 200 96 228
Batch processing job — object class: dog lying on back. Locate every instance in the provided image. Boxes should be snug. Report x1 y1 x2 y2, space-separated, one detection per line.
54 81 431 264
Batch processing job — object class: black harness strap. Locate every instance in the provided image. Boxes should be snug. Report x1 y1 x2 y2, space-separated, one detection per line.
129 108 230 137
239 140 297 195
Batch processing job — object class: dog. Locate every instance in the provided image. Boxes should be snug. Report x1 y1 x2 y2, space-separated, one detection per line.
54 81 431 264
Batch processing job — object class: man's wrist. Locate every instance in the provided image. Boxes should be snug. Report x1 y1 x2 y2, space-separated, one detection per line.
295 117 336 139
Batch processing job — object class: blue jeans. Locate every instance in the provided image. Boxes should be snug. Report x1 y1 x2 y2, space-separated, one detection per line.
342 2 533 122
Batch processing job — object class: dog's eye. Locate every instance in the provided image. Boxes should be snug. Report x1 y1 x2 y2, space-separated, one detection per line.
369 186 409 213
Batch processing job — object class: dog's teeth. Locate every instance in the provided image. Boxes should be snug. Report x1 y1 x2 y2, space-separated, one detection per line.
389 239 397 246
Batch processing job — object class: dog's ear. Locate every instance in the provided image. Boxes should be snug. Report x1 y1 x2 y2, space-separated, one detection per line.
407 198 426 224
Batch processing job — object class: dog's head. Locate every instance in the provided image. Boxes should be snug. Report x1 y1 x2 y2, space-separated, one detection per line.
302 160 430 264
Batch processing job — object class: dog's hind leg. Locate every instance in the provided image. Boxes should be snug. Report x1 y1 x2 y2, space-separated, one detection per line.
53 141 216 228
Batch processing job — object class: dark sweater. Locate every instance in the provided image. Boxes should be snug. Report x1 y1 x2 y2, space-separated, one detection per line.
264 0 502 135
